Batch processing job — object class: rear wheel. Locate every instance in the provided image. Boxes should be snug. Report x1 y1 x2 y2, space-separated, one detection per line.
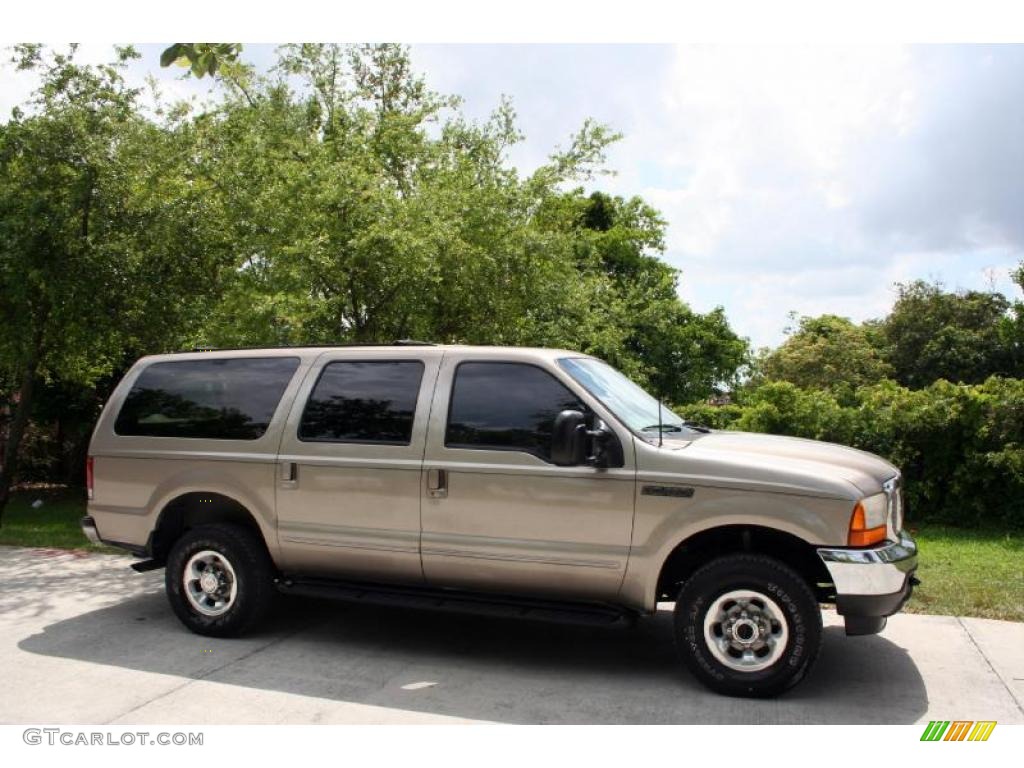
674 554 822 697
165 523 275 637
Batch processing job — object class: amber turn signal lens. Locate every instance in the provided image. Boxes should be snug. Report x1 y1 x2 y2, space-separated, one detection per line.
848 501 886 547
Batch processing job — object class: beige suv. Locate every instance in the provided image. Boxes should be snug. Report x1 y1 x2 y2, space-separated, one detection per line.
83 343 917 697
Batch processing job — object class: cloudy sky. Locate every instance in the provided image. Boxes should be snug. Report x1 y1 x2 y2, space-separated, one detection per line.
3 44 1022 348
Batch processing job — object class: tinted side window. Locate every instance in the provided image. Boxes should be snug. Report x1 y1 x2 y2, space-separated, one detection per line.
299 361 424 444
446 362 585 461
115 357 300 440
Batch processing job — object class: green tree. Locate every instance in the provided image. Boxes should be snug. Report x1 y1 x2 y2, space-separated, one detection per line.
880 280 1017 388
0 43 750 504
0 45 229 518
1000 265 1024 370
553 191 747 403
757 314 891 396
191 45 745 403
193 43 587 346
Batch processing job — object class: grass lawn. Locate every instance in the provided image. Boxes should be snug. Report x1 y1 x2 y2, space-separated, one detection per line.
0 488 118 552
1 489 1021 622
904 525 1023 622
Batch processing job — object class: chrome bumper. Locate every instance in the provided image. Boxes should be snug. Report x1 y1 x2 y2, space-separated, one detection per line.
81 516 103 547
817 531 918 597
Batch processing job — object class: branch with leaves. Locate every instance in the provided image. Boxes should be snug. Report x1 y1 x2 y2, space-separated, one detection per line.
160 43 242 78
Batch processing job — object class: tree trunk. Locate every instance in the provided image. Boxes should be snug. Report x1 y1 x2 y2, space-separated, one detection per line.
0 335 43 523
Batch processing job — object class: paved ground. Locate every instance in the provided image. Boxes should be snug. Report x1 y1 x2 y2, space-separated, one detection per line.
0 546 1021 725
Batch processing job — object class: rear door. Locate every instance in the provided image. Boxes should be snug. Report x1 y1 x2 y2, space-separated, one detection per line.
275 349 441 582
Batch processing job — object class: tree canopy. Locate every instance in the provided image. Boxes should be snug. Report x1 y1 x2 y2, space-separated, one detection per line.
756 281 1024 396
879 280 1020 388
0 43 747 516
758 314 892 396
0 44 231 512
181 44 745 402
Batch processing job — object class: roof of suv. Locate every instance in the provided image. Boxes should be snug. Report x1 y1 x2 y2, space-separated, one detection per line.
145 344 589 364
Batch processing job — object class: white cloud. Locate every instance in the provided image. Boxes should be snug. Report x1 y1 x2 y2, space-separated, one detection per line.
602 45 1024 347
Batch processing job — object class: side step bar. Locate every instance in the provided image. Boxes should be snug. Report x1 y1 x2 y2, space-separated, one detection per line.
277 576 637 627
130 559 165 573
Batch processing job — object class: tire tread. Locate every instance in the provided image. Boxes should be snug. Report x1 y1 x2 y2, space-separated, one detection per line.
674 553 823 698
165 522 275 638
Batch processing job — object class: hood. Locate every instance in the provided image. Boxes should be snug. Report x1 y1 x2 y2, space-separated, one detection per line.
663 430 898 498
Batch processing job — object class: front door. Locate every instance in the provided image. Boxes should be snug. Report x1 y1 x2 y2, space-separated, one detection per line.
420 354 636 601
275 349 440 582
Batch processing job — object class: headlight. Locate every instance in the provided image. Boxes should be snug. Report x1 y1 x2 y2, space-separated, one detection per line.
848 492 888 547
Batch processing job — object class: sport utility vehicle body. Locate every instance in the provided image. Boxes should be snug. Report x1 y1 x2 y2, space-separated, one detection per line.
84 344 917 697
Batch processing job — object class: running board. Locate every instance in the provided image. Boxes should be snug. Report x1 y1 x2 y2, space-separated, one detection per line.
130 559 165 572
276 576 636 627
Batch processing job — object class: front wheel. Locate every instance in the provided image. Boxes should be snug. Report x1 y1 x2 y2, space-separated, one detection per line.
165 523 275 637
674 554 822 697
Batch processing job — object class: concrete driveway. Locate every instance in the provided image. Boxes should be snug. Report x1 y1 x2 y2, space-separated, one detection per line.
1 546 1021 725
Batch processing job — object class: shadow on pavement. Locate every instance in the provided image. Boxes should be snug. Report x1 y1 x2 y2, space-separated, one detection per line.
19 589 928 724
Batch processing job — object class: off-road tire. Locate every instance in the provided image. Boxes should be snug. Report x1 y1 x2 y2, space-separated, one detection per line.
674 554 823 697
165 523 276 638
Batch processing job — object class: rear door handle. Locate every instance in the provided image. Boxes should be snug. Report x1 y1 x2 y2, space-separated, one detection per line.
426 468 447 499
279 461 298 489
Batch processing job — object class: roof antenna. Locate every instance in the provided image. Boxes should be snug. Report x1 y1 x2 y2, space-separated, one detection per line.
658 398 664 448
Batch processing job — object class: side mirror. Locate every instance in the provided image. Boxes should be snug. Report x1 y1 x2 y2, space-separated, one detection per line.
552 410 625 468
589 421 625 469
551 410 587 466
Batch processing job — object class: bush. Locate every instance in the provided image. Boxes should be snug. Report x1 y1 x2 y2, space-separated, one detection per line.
676 401 744 430
679 377 1024 529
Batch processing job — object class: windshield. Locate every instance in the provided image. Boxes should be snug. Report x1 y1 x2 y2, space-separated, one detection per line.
558 357 694 438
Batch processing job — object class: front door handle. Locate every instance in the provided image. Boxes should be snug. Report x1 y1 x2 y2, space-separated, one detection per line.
426 468 448 499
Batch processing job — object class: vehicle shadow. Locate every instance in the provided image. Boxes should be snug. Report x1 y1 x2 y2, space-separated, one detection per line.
18 589 928 724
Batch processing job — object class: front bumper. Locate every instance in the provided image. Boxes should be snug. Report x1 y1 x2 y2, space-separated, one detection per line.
817 531 918 635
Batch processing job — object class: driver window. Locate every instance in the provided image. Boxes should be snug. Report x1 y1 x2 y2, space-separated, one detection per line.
445 362 587 462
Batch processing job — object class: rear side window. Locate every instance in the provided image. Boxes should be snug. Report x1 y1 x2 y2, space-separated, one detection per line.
446 362 586 461
114 357 300 440
299 361 424 444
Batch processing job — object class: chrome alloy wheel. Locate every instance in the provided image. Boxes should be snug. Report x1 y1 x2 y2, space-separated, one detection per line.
703 589 789 672
183 549 238 617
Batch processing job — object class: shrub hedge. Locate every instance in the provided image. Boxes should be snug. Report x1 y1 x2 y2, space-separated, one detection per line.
678 377 1024 528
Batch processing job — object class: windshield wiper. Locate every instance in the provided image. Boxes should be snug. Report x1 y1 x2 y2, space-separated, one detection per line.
640 422 712 434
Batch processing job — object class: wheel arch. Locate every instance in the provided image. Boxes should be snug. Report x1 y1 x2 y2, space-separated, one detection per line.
654 524 833 605
149 491 272 564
